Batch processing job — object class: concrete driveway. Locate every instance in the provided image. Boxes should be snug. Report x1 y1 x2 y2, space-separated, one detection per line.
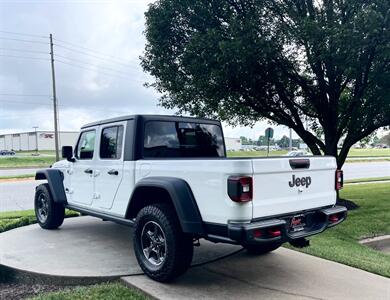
124 248 389 300
1 217 388 299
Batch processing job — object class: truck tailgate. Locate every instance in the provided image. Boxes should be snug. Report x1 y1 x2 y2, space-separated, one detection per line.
251 157 337 219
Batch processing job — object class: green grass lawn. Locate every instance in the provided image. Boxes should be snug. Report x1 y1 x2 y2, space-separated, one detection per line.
348 148 390 157
227 147 390 158
228 150 289 157
0 174 35 180
30 282 148 300
0 156 56 168
287 182 390 278
0 209 79 233
345 176 390 184
16 150 56 155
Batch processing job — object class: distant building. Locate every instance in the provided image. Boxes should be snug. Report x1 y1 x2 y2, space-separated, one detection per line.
0 131 79 151
225 137 242 151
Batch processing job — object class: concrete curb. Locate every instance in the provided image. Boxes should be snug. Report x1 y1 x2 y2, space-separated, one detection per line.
121 276 159 300
345 179 390 185
0 264 124 285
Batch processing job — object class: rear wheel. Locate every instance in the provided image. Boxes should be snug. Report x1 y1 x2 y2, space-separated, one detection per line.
244 242 282 255
34 183 65 229
133 203 193 282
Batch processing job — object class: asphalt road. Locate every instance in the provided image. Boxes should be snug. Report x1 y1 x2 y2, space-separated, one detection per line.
0 180 41 212
342 161 390 179
0 168 38 177
0 162 388 212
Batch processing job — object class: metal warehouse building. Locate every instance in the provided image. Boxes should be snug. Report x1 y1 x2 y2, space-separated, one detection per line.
0 131 79 151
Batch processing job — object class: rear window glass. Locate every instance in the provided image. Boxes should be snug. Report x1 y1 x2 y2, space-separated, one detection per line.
143 121 225 158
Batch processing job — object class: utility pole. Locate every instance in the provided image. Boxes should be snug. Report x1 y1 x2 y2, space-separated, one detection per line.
33 126 39 155
289 128 292 151
49 33 60 161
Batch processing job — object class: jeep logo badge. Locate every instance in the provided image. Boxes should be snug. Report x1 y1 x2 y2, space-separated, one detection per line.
289 175 311 188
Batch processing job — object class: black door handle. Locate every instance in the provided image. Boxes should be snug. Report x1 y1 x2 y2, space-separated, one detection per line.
107 169 119 176
84 168 93 174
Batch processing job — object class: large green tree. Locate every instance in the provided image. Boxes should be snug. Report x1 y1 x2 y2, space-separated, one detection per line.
142 0 390 168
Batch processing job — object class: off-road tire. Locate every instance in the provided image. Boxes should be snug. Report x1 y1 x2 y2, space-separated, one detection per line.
133 203 194 282
244 242 282 255
34 183 65 229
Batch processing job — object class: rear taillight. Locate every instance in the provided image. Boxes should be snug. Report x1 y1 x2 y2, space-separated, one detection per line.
335 170 343 190
228 176 253 202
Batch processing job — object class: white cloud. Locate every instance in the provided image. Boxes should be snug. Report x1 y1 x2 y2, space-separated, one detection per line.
0 0 298 140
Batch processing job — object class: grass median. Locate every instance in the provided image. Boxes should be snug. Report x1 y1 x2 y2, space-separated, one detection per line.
0 156 55 169
287 182 390 278
0 174 35 181
345 176 390 184
0 209 79 233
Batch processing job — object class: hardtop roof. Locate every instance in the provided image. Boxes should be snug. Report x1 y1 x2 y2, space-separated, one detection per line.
81 114 221 129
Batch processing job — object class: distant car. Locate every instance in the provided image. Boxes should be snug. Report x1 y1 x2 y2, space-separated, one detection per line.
0 150 16 156
285 150 310 156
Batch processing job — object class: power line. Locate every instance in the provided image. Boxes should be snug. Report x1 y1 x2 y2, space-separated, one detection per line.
55 59 135 80
0 47 48 54
0 37 49 44
0 99 56 106
53 37 136 65
54 43 137 68
0 54 49 61
0 93 51 97
54 54 135 76
0 30 47 39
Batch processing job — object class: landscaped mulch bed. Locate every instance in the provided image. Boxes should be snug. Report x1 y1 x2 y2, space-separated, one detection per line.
0 282 64 300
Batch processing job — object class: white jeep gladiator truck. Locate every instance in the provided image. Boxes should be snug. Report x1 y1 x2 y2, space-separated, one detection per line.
34 114 346 282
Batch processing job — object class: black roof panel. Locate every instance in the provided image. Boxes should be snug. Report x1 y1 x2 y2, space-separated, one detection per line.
81 114 221 129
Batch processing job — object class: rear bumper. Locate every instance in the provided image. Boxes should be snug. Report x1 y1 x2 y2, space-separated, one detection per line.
221 206 347 245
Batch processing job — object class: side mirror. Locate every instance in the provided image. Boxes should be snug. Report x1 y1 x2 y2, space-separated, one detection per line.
62 146 75 162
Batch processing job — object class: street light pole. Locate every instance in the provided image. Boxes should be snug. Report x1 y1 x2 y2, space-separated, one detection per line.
33 126 39 154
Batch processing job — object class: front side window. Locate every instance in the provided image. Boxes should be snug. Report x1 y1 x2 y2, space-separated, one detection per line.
76 130 96 160
100 126 124 159
143 121 225 158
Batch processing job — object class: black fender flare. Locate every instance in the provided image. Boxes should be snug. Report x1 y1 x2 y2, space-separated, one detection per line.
127 177 204 234
35 169 67 204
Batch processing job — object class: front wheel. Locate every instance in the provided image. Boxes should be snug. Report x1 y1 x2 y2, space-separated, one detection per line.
34 183 65 229
244 242 282 255
133 203 193 282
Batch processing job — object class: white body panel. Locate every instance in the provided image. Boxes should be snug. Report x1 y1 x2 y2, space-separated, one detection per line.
92 121 127 210
135 159 253 223
251 157 337 219
54 155 337 224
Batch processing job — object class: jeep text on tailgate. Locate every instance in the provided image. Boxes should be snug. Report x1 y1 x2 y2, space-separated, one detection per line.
34 115 347 282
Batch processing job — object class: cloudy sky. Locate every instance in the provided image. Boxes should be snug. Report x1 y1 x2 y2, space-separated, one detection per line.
0 0 297 140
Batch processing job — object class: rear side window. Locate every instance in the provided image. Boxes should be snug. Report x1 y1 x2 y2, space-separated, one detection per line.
100 126 124 159
76 130 96 160
143 121 225 158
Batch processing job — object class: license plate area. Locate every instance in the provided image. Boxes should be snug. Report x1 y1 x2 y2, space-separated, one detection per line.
289 214 306 232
